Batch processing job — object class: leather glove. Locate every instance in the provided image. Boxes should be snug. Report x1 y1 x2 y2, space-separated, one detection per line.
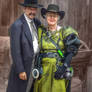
54 53 73 79
54 64 67 79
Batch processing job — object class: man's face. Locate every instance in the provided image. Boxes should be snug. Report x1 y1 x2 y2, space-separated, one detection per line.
24 7 37 19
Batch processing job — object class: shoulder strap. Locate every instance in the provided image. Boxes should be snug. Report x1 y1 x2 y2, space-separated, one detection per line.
38 26 64 51
38 25 46 50
46 31 64 57
45 28 62 50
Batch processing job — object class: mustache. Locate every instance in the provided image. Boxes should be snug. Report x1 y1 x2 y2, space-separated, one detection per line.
29 13 36 16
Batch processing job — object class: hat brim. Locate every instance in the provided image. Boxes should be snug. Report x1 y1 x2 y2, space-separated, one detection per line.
41 8 65 20
19 3 43 8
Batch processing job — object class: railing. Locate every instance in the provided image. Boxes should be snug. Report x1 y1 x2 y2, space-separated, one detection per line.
71 40 92 92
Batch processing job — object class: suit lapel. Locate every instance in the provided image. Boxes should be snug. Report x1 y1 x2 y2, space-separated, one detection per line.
33 19 37 33
20 14 33 47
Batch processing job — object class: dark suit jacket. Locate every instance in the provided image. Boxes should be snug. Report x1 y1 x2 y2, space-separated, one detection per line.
6 14 41 92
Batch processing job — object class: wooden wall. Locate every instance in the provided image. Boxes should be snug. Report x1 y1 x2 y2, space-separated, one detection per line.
1 0 90 47
68 0 90 47
0 0 92 49
39 0 92 48
88 0 92 48
0 0 92 92
0 0 23 36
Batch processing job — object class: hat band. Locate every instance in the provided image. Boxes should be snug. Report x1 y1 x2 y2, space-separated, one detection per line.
47 9 59 13
24 1 38 4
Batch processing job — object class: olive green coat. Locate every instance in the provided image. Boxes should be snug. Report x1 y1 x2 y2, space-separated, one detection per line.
34 26 78 92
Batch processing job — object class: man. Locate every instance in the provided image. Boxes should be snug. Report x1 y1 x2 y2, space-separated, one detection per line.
6 0 43 92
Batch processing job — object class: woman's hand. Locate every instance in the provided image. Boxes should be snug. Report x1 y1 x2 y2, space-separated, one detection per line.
19 72 27 80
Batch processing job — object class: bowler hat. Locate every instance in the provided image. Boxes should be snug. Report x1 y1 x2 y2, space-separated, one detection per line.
41 4 65 20
19 0 43 8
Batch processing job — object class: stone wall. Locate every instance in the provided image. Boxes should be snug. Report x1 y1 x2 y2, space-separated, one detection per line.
0 36 10 92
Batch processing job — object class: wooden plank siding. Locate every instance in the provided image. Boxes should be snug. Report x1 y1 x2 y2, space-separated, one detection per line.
39 0 92 49
88 0 92 48
0 0 92 48
0 0 23 36
0 0 12 36
68 0 90 47
0 0 92 92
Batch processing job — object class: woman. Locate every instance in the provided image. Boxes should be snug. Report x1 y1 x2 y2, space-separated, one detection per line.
33 4 80 92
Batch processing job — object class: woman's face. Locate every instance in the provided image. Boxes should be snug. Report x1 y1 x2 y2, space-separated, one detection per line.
46 12 59 26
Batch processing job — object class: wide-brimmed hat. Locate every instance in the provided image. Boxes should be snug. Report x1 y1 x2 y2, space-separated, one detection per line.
19 0 43 8
41 4 65 20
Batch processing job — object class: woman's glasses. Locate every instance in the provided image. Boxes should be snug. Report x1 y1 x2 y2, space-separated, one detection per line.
46 12 59 18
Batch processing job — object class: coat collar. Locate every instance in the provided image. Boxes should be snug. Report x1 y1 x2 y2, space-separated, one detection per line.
20 14 37 25
20 14 34 52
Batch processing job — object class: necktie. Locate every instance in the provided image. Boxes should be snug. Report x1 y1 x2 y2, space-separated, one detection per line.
30 20 39 54
30 21 38 41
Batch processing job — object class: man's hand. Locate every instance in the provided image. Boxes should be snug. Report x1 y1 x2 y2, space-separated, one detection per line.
19 72 27 80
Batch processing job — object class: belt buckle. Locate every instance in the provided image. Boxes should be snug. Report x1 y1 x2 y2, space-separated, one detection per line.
47 52 52 57
54 53 59 58
54 53 62 61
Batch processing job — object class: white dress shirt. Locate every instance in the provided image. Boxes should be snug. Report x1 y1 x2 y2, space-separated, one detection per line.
24 13 39 54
